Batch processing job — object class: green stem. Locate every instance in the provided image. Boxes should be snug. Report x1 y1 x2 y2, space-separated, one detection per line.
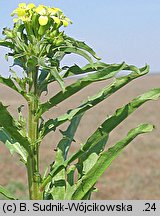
26 69 42 200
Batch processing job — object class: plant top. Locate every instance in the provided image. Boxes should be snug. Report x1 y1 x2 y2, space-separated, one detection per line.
12 3 71 28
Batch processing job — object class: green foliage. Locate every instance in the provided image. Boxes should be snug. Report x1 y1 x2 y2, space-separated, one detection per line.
40 64 149 136
39 88 160 198
0 102 31 153
44 114 83 200
0 185 17 200
72 124 154 200
0 3 159 200
0 127 27 163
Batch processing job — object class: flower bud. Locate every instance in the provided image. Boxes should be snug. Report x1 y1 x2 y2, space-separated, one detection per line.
54 37 64 46
39 16 49 26
3 28 14 38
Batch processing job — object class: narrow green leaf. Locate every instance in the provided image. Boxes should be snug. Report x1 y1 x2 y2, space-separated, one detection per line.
57 46 94 64
72 124 154 199
0 75 27 100
65 136 108 200
40 88 160 191
46 114 83 200
48 178 66 200
64 165 77 200
56 113 84 161
0 185 17 200
38 69 51 94
63 64 87 78
0 76 20 93
38 69 49 84
82 61 110 72
9 69 28 91
42 65 149 136
64 36 101 60
39 64 65 92
0 102 31 154
0 40 14 49
50 67 65 93
79 135 109 176
37 62 128 117
63 62 125 78
0 127 27 163
68 88 160 166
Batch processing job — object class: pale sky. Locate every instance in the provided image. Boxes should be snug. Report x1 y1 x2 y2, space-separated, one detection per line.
0 0 160 76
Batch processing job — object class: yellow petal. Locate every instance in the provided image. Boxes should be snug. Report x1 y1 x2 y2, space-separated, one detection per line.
48 8 56 15
54 7 62 12
62 20 68 27
27 3 36 9
16 8 26 17
49 7 61 14
18 3 26 8
38 16 49 26
52 16 61 25
35 5 46 15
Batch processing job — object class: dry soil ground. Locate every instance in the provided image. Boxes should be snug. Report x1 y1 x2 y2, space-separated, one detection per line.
0 74 160 199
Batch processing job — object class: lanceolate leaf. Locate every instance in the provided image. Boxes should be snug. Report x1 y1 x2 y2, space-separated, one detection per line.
0 40 14 49
82 61 110 72
0 76 26 98
42 65 149 136
0 76 19 91
64 135 108 200
0 185 17 200
0 127 27 163
39 65 65 93
64 165 76 199
46 114 83 200
0 102 31 153
40 88 160 191
50 67 65 93
64 36 101 60
71 124 154 200
55 113 84 161
78 136 109 176
37 62 127 116
62 64 88 78
67 88 160 164
63 62 112 78
55 46 94 65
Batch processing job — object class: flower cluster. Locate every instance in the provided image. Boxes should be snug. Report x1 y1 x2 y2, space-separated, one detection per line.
11 3 71 27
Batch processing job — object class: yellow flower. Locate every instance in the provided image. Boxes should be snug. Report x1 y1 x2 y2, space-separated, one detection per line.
11 3 71 29
48 8 56 15
35 5 46 15
18 3 26 8
52 16 61 25
54 7 62 12
38 16 49 26
27 3 36 9
16 8 26 17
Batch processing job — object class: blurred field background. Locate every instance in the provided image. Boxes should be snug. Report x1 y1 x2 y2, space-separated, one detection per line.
0 74 159 200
